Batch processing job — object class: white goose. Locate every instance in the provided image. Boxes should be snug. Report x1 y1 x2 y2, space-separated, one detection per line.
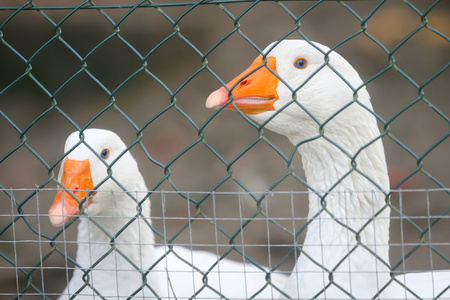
49 129 288 299
206 40 449 299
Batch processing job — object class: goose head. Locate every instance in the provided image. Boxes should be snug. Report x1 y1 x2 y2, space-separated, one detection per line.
206 40 375 142
207 39 390 208
48 129 145 227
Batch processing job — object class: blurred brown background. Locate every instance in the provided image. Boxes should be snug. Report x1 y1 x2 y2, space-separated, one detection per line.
0 0 449 298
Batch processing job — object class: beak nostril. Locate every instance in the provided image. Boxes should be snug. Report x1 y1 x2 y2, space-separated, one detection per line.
72 186 79 194
240 79 248 86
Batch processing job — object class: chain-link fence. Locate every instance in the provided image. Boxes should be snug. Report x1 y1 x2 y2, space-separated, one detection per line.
1 0 449 299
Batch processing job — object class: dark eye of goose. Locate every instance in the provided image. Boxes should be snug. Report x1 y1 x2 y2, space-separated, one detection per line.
294 58 308 69
100 148 110 159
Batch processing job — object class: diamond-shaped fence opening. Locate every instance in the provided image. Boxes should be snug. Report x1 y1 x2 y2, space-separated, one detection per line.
1 1 449 299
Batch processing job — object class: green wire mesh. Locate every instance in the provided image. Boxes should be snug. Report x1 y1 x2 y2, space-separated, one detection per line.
0 0 449 299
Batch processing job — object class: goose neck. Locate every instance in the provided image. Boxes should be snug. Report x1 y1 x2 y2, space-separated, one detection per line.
290 133 391 265
75 191 155 267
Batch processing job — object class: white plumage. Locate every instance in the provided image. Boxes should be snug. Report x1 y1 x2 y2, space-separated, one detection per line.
49 129 287 299
206 39 450 299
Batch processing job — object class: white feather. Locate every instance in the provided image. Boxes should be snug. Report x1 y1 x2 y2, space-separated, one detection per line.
54 129 287 299
234 40 449 299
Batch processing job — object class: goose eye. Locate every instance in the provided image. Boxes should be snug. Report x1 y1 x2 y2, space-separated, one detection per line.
100 148 110 159
294 58 308 69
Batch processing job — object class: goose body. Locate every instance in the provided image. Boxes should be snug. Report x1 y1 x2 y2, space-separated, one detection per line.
49 129 287 299
206 40 449 299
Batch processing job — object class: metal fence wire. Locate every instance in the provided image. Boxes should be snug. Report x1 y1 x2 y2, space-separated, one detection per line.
0 0 449 299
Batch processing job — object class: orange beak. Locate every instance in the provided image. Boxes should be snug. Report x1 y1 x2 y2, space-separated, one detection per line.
206 56 279 114
49 158 95 227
